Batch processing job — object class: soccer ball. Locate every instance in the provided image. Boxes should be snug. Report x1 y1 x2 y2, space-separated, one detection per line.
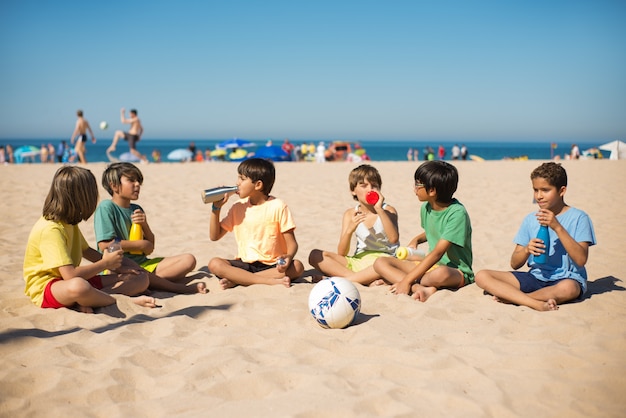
308 277 361 329
99 121 108 130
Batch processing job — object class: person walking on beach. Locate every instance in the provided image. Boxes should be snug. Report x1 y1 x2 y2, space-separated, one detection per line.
461 144 468 160
475 162 596 311
106 108 146 162
373 161 474 302
308 164 400 286
208 158 305 289
70 110 96 164
94 162 205 295
23 166 158 313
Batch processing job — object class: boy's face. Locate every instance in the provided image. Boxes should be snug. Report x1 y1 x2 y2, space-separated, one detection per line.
237 174 261 198
352 178 378 202
113 175 141 201
414 180 434 202
532 177 565 212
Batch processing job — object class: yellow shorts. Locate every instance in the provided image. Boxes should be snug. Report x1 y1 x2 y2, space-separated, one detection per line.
346 251 393 272
140 257 164 273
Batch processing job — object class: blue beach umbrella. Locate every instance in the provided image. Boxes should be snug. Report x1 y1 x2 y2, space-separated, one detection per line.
216 138 255 149
253 145 290 162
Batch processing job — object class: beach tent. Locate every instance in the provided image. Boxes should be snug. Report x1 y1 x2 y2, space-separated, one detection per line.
599 140 626 160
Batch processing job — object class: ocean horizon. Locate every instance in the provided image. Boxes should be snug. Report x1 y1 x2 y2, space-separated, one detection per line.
1 138 609 164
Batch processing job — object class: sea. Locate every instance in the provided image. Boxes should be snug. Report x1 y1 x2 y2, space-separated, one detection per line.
2 138 608 164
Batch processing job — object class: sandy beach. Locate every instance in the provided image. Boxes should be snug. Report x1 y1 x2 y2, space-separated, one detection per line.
0 159 624 417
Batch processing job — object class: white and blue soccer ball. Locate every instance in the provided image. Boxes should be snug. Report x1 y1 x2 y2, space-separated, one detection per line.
308 277 361 329
99 121 108 130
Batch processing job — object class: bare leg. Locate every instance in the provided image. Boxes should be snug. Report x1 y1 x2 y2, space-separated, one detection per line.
107 131 124 154
209 257 303 288
475 269 560 311
151 255 206 294
308 249 352 277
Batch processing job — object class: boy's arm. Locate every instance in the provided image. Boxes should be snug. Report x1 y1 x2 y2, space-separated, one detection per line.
130 209 155 255
337 208 362 255
376 204 399 244
394 238 451 295
550 219 590 267
510 244 530 270
408 232 427 248
209 205 228 241
280 229 299 268
120 108 129 124
86 121 96 142
58 247 122 280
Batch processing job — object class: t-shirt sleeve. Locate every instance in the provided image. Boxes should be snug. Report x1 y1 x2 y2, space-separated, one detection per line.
94 201 119 244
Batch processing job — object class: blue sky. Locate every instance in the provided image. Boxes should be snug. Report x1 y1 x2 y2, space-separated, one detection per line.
1 0 624 142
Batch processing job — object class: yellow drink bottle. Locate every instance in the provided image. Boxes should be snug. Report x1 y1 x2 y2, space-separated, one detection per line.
129 223 143 255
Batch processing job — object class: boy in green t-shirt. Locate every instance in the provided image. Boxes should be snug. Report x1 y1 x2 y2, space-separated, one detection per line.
94 162 206 294
373 161 473 302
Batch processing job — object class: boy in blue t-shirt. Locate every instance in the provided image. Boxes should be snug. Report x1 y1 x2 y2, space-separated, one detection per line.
475 162 596 311
373 161 473 302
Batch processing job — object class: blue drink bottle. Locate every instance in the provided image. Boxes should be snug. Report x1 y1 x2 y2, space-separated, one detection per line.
535 225 549 264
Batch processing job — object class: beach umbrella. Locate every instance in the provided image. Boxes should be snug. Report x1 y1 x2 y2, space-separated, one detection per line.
216 138 255 149
119 152 142 163
13 145 40 163
598 140 626 160
253 145 290 162
167 148 193 161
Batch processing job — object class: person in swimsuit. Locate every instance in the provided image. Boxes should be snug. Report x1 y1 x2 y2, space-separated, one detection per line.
70 110 96 164
106 108 146 162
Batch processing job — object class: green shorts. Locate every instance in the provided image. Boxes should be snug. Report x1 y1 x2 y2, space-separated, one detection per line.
346 251 393 272
140 257 164 273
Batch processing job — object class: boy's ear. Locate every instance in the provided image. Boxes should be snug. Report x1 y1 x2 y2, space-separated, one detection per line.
559 185 567 197
253 180 264 191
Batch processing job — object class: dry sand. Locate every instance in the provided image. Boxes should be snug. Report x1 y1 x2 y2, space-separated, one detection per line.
0 159 624 417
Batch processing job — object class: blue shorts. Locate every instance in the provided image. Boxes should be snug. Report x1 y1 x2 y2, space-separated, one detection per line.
511 271 583 300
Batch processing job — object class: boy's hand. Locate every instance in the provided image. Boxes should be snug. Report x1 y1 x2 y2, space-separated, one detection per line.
102 248 123 270
131 209 147 226
391 280 412 296
276 255 290 273
350 208 367 230
527 238 546 257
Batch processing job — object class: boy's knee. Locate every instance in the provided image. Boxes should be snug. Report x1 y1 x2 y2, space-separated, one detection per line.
474 270 489 288
65 277 93 297
208 257 227 275
183 253 197 270
308 249 322 265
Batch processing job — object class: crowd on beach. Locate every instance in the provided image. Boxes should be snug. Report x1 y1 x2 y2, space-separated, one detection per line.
23 155 596 315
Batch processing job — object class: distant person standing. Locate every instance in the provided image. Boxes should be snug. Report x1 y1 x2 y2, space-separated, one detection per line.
437 145 446 160
56 141 67 163
106 108 146 162
461 144 468 160
451 144 460 160
70 110 96 164
316 142 326 163
407 148 413 161
570 144 580 160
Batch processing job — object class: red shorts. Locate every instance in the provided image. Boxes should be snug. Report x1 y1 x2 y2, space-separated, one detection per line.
41 276 104 309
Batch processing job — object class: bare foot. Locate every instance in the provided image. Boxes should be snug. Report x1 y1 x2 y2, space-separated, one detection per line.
196 282 208 294
219 278 236 290
369 279 386 287
311 275 324 283
279 277 291 288
410 283 437 302
132 295 158 308
540 299 559 311
106 146 116 154
77 304 95 314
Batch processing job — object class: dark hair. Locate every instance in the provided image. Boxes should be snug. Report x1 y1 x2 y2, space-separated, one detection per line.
531 162 567 189
77 109 83 117
102 162 144 196
349 164 382 201
130 109 138 115
414 160 458 203
238 158 275 195
43 166 99 225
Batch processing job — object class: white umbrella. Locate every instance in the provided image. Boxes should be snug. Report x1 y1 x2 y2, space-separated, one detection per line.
167 148 193 161
598 140 626 160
